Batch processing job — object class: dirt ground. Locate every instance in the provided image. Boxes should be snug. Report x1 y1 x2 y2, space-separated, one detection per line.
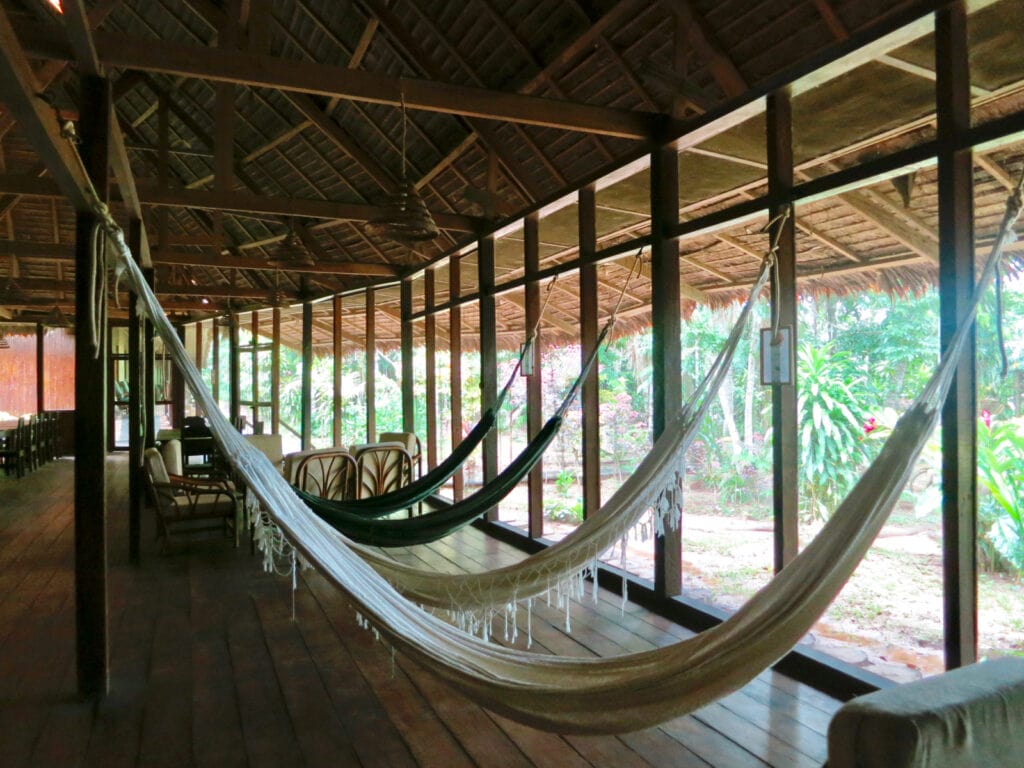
498 484 1024 684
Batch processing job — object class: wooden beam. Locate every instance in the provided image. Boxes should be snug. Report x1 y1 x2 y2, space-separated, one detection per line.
43 32 663 139
152 248 401 277
449 258 464 500
524 213 543 537
73 73 110 698
662 0 747 98
333 294 343 446
936 2 977 670
579 185 601 518
400 279 415 435
135 184 481 232
478 235 498 510
767 88 799 572
301 300 313 449
651 144 682 596
365 288 376 442
0 7 92 212
424 269 437 470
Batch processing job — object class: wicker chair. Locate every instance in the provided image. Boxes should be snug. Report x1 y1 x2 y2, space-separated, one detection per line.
0 417 26 478
294 449 357 501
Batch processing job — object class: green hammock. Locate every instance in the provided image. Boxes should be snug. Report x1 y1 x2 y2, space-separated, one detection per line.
299 323 612 544
293 336 532 518
296 415 564 546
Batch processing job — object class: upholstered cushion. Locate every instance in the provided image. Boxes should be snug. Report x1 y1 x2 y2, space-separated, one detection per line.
160 438 184 476
828 657 1024 768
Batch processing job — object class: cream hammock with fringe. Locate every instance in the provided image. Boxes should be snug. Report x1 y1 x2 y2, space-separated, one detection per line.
105 174 1019 732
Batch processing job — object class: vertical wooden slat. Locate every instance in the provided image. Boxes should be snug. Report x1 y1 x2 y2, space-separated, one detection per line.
271 307 281 435
143 266 155 450
171 325 185 428
365 289 376 442
524 212 544 537
333 294 343 446
449 260 464 500
400 279 415 435
425 269 437 471
74 73 109 698
211 316 220 406
229 311 240 429
35 322 44 412
936 1 977 670
127 218 143 565
479 236 498 517
251 310 259 429
578 186 600 518
767 88 799 572
301 301 313 450
651 145 682 596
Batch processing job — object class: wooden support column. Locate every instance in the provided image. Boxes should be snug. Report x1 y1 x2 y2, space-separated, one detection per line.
142 266 155 449
171 325 185 428
127 218 144 565
229 312 240 429
651 145 682 596
400 279 415 434
425 269 438 471
301 300 313 449
271 307 281 435
936 2 977 670
524 212 544 537
450 260 464 500
74 73 110 698
579 185 600 518
333 294 343 446
211 316 220 406
479 236 498 516
365 289 377 441
767 88 799 572
35 323 44 413
251 310 260 429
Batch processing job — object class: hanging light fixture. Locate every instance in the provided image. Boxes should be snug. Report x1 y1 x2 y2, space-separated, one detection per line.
365 93 439 244
267 219 314 268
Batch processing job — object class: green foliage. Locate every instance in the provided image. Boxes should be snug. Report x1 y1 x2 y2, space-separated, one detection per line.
977 416 1024 575
797 341 875 521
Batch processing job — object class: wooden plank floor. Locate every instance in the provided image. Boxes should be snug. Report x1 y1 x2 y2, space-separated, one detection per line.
0 455 838 767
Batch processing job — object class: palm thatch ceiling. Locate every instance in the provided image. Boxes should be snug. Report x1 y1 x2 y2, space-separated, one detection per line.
0 0 1023 354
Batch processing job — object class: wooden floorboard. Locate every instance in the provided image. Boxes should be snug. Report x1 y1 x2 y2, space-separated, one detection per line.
0 455 836 767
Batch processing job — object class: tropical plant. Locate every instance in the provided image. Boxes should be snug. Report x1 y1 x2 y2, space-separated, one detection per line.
977 415 1024 575
797 341 876 520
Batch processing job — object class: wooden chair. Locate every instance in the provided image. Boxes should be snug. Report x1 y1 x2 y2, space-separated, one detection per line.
378 431 422 480
295 449 357 501
351 442 412 499
25 414 39 472
181 415 217 476
0 417 26 478
142 447 239 551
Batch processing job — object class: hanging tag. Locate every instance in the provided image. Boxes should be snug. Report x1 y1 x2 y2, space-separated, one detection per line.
520 339 534 376
760 326 793 385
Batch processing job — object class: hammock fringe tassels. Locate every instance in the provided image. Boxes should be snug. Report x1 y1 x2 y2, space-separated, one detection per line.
98 160 1020 732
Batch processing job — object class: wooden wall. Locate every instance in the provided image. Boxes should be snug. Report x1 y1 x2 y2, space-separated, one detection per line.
0 330 75 416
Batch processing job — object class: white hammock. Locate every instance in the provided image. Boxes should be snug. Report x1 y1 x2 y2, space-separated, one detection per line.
105 178 1018 732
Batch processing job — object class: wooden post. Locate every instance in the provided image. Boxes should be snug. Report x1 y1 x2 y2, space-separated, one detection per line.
74 73 110 698
171 325 185 428
333 294 343 446
425 269 438 471
651 145 682 596
229 311 240 429
271 307 281 435
767 87 799 572
35 322 44 413
449 260 464 500
211 315 220 406
251 310 260 429
143 266 155 450
127 218 144 565
365 289 377 442
479 236 498 516
400 280 415 434
301 300 313 450
579 185 600 519
524 212 544 537
936 2 977 670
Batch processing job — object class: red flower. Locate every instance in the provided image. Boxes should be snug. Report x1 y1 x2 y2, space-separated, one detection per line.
863 417 877 435
981 409 992 429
